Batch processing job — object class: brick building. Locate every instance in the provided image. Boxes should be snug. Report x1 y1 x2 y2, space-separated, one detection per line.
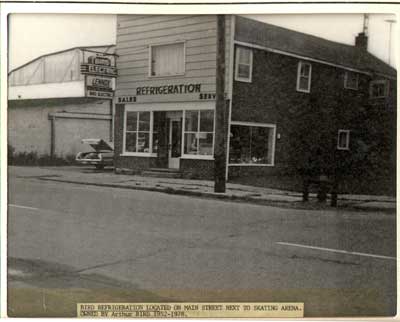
113 15 396 192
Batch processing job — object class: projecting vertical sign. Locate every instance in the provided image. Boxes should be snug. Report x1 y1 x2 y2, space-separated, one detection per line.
80 52 117 99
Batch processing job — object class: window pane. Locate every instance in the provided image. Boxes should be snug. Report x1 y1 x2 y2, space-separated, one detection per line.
338 131 349 149
299 77 309 90
238 64 250 79
238 47 250 64
125 132 137 152
229 125 274 164
137 133 150 153
185 110 198 132
126 112 137 131
229 125 251 163
251 127 272 164
184 133 198 154
138 112 150 131
346 72 358 88
152 43 184 76
301 63 310 76
200 110 214 132
152 132 158 153
198 133 213 155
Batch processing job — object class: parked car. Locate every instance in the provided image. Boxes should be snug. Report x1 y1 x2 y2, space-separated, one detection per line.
75 139 114 169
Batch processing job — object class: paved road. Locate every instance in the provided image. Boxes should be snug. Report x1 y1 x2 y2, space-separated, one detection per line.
7 168 396 317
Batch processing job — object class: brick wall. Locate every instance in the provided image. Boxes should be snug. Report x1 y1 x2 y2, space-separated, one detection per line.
180 159 214 179
230 45 396 193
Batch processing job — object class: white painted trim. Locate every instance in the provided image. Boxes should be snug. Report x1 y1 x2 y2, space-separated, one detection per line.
231 121 276 128
234 40 375 77
344 71 359 90
181 155 214 161
337 129 350 150
234 46 253 83
226 15 236 182
181 110 186 157
120 153 157 157
148 41 186 78
48 112 112 120
125 101 215 112
182 109 215 159
123 110 154 155
229 121 276 166
296 61 312 93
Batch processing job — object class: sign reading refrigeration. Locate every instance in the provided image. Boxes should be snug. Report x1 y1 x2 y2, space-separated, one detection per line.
81 53 117 99
116 84 205 103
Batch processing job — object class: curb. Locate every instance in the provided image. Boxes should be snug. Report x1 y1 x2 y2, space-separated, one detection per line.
37 177 396 213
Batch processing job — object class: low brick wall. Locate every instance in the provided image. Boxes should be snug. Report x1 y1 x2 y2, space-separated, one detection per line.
180 158 214 179
115 156 158 174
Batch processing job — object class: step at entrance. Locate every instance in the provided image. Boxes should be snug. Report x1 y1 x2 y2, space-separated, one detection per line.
141 168 183 179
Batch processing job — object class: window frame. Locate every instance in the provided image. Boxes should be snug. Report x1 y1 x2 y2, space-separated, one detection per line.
296 61 312 93
122 110 157 157
181 109 215 160
344 71 359 90
148 41 186 78
337 129 350 150
369 79 389 98
228 121 276 167
234 46 253 83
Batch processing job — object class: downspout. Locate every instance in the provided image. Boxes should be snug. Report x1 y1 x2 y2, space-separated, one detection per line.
50 115 56 158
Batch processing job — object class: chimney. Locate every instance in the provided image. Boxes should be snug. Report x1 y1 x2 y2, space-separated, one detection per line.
355 32 368 51
355 14 369 51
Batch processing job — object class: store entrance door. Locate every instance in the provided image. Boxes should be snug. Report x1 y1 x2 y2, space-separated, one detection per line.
168 117 182 169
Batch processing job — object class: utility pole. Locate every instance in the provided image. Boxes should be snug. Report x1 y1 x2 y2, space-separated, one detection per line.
214 15 227 193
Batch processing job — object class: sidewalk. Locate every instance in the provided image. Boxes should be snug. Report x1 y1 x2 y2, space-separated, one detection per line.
10 166 396 212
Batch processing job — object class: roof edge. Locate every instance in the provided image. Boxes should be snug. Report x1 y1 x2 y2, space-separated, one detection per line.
9 44 116 75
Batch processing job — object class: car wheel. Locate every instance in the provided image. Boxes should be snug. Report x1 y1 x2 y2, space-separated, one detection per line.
95 164 105 170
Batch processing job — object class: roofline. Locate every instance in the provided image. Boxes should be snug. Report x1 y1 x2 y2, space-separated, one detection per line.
9 44 116 75
234 40 397 80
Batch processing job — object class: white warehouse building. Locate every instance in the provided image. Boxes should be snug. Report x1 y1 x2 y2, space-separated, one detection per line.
8 45 116 158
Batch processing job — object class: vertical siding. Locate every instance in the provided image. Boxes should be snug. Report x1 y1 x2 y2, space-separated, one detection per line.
115 15 232 102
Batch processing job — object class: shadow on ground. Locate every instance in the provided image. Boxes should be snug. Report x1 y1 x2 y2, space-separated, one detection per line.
8 257 169 317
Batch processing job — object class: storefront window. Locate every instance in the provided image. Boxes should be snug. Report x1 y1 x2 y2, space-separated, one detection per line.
125 111 151 153
183 110 214 156
229 124 275 165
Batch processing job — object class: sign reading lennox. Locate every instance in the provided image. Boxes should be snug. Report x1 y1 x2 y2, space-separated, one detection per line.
86 75 114 91
81 53 117 100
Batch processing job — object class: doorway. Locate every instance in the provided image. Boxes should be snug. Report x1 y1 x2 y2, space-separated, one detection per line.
168 117 182 169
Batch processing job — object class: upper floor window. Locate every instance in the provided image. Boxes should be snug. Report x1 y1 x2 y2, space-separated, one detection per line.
370 80 389 98
344 71 359 90
235 47 253 82
337 130 350 150
150 42 185 77
296 61 312 93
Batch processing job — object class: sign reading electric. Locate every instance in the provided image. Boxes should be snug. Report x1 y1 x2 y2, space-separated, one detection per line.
81 53 117 99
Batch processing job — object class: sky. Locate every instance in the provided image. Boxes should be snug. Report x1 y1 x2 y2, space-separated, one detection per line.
8 13 397 71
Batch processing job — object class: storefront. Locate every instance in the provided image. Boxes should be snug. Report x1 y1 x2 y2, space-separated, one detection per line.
115 101 216 177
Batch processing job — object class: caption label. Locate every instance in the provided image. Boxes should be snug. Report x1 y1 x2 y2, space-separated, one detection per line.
78 302 304 318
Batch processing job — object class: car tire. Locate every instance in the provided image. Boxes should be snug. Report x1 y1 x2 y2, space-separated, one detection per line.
95 164 105 170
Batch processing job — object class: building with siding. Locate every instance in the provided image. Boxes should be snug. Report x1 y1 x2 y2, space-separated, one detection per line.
8 45 116 158
114 15 396 193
